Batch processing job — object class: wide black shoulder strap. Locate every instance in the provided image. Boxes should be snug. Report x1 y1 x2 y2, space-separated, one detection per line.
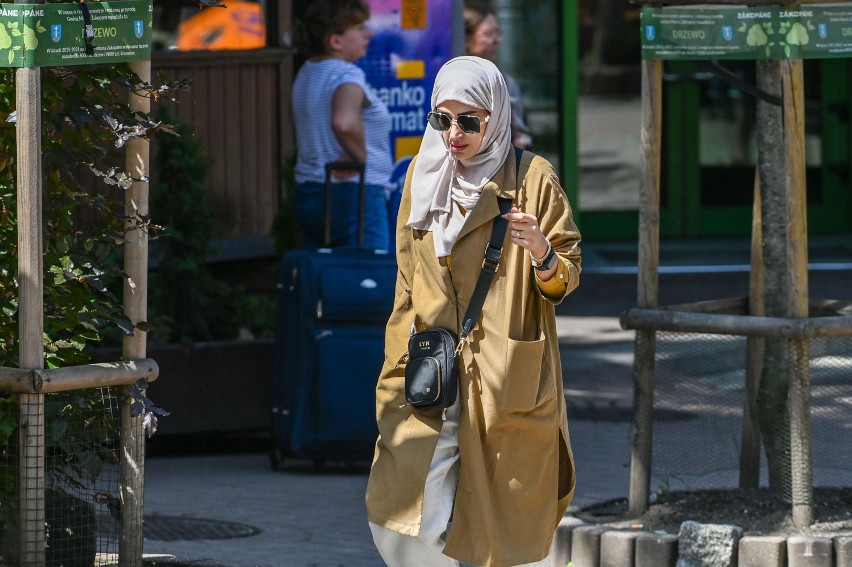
459 197 512 340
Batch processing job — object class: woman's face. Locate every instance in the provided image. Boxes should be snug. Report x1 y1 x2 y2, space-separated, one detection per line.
434 100 490 162
330 21 372 62
466 14 501 61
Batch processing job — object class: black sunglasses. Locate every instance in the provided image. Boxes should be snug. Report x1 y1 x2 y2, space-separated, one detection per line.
427 111 490 134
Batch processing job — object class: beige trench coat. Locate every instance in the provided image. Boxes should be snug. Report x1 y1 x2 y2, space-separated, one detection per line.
366 150 581 567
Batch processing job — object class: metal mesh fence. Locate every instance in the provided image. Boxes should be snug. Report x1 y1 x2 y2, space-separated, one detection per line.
649 331 852 499
0 387 121 566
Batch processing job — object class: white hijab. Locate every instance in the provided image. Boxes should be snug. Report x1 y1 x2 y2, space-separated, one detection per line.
407 56 512 257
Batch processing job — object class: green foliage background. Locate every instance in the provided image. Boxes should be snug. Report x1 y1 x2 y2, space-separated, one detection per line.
147 105 248 343
0 62 168 543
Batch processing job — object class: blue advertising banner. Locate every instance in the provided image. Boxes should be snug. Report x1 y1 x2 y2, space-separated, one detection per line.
358 0 455 195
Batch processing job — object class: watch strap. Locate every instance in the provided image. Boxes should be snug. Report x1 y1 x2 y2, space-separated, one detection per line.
533 245 557 271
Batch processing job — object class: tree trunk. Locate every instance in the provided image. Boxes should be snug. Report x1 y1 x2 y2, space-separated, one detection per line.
589 0 639 66
755 60 792 496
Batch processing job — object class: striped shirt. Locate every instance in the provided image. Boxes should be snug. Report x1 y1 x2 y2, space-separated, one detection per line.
292 59 393 187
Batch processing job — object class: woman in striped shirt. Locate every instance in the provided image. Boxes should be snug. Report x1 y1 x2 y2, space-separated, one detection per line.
292 0 392 250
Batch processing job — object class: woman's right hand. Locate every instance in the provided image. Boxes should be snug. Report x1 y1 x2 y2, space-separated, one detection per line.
330 152 362 180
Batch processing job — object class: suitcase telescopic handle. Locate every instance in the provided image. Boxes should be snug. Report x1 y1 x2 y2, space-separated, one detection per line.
324 161 366 248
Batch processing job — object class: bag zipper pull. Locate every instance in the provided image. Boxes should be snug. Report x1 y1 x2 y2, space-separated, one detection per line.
394 352 410 369
454 337 466 356
442 408 448 421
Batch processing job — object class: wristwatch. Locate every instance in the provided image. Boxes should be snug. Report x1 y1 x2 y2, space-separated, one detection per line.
530 244 557 271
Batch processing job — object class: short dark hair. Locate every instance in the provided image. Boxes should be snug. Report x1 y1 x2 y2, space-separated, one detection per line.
463 0 496 41
295 0 371 57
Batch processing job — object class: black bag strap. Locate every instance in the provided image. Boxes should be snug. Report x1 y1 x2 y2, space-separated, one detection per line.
514 145 523 178
458 147 523 347
78 1 96 56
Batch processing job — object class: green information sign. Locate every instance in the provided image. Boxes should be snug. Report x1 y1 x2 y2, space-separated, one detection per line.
0 1 151 67
642 6 852 60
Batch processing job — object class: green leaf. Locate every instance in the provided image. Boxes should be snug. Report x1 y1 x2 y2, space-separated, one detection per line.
135 321 157 333
23 25 37 50
786 22 810 46
747 24 769 47
0 23 11 49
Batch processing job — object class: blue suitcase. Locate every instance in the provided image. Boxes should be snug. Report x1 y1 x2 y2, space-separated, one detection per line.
270 163 396 468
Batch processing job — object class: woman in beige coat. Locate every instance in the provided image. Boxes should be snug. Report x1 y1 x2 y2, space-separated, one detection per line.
366 56 581 567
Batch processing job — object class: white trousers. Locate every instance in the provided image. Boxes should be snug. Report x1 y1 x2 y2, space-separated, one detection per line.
369 401 551 567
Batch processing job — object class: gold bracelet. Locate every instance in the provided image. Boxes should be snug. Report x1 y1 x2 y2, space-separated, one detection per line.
529 244 552 267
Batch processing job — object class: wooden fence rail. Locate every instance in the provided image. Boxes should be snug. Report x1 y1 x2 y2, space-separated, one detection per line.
621 308 852 338
0 359 159 394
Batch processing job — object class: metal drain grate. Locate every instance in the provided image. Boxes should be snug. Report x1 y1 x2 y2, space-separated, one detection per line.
98 514 261 541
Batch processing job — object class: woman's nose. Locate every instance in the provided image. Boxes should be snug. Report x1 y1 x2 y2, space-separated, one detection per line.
448 121 464 136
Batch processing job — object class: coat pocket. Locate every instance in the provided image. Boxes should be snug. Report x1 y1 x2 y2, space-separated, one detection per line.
502 331 547 411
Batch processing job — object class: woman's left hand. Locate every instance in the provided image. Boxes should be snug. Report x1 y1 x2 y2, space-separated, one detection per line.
503 206 557 281
504 205 548 258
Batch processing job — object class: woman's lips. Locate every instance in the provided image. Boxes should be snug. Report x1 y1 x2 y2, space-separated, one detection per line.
450 143 467 152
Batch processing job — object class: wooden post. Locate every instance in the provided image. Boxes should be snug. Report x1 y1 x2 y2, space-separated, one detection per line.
629 57 662 517
120 59 151 566
782 58 813 528
15 60 45 566
755 59 794 497
741 168 764 489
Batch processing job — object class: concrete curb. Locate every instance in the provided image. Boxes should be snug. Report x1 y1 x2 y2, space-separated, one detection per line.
552 517 850 567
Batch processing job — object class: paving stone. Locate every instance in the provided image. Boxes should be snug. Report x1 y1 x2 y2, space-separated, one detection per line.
600 529 639 567
738 536 786 567
635 532 678 567
549 516 584 567
835 535 852 567
571 525 606 567
787 536 833 567
676 521 742 567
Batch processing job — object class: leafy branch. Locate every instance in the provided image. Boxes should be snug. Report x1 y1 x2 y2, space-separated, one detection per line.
0 63 189 533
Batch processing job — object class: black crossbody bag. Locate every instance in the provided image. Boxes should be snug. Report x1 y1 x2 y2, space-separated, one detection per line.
404 195 514 409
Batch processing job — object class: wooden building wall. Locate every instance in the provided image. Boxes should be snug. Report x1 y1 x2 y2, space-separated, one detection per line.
151 47 294 240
